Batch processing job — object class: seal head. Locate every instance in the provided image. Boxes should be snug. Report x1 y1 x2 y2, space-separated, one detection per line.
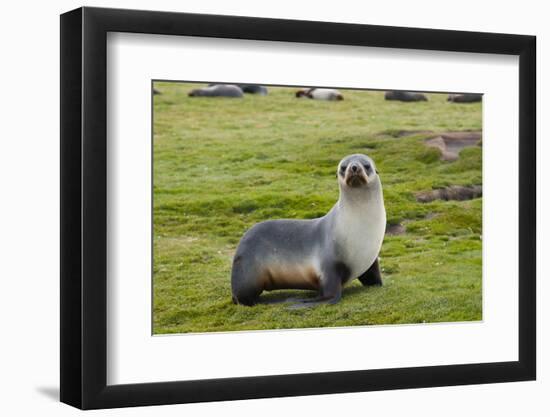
338 154 377 188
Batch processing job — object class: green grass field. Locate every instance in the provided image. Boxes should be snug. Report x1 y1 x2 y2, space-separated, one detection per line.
153 82 482 334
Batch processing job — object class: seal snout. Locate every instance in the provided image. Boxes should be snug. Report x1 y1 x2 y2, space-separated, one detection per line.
345 163 368 187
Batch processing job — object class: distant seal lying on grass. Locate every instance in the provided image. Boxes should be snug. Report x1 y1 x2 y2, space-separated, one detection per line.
238 84 269 95
447 93 482 103
188 84 244 98
384 91 428 102
295 88 344 101
231 154 386 307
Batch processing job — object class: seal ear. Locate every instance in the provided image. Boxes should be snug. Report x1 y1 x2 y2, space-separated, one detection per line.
376 169 379 174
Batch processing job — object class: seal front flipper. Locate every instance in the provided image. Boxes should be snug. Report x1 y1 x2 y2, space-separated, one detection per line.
288 262 346 308
358 257 383 287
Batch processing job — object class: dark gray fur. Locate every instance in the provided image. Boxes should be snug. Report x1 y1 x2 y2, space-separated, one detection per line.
238 84 268 95
447 93 482 103
189 84 244 98
384 91 428 102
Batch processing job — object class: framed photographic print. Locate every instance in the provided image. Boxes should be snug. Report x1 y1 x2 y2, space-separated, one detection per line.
60 6 536 410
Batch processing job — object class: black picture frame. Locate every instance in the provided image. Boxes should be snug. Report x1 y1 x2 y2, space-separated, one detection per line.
60 6 536 410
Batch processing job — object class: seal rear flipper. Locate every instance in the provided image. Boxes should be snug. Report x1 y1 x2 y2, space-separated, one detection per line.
358 258 383 286
232 290 260 306
231 255 262 306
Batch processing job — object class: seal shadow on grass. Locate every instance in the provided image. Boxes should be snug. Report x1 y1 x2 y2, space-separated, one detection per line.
256 284 380 306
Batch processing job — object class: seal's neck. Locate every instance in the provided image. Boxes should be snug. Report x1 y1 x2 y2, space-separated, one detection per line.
337 176 384 213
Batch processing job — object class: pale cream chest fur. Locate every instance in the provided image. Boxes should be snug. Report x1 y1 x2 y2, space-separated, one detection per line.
334 195 386 279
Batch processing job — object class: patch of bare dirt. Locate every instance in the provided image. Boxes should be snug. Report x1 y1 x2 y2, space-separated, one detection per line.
425 131 482 161
395 130 434 137
416 185 482 203
386 223 406 236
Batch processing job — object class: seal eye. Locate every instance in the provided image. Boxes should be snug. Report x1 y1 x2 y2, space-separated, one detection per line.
363 163 371 172
340 165 347 174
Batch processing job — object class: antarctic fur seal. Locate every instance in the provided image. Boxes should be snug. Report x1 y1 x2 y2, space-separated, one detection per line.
188 84 244 98
447 93 482 103
238 84 269 95
384 91 428 102
295 88 344 101
231 154 386 307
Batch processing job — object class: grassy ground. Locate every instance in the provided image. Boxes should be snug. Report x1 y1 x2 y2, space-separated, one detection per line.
153 82 482 334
